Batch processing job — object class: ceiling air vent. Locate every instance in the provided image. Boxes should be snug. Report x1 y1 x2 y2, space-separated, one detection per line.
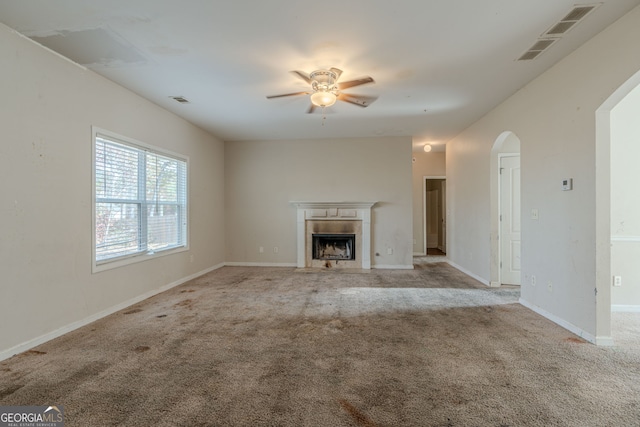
545 21 577 35
518 51 543 61
544 4 599 36
517 4 601 61
170 96 190 104
517 38 558 61
563 5 597 22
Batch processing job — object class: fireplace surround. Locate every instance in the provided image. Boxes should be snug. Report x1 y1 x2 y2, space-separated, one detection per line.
291 202 376 269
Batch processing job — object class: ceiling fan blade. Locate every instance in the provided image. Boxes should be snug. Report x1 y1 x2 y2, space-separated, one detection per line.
291 70 312 84
330 67 343 80
266 91 309 99
307 104 317 114
337 76 375 90
337 93 378 107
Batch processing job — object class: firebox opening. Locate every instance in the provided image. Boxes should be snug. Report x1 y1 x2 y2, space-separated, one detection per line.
312 234 356 260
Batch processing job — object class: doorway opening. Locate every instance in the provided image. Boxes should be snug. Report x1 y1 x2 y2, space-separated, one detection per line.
598 68 640 345
423 177 446 257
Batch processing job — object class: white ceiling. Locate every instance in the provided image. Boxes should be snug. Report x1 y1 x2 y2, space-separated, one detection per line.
1 0 639 151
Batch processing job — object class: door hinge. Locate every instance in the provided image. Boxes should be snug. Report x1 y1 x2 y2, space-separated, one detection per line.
499 167 504 174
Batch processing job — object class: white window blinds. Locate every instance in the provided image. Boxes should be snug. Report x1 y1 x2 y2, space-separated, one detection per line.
94 133 187 264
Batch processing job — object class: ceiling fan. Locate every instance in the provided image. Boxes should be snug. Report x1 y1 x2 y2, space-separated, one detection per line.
266 67 377 113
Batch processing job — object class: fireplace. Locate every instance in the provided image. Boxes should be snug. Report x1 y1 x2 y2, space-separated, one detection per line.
312 234 356 260
291 201 376 269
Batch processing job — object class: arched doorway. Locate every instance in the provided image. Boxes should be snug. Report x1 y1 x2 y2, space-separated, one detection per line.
595 69 640 344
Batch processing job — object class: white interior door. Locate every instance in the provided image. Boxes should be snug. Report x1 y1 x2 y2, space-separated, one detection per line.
500 156 521 285
440 180 446 253
426 190 438 248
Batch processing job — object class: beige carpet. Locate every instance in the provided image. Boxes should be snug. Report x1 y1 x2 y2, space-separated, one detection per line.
1 262 639 426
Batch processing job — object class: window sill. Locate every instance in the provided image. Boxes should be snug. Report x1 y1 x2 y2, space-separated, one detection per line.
92 245 189 274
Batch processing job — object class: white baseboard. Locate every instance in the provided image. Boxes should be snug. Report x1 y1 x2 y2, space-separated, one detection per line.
224 262 297 267
517 298 614 345
612 304 640 312
0 263 225 362
490 281 501 288
373 264 414 270
446 260 490 286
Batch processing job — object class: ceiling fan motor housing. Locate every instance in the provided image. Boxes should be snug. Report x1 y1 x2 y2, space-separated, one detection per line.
310 70 338 93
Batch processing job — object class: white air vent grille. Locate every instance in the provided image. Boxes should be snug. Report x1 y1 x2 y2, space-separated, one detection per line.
170 96 190 104
544 4 599 36
562 6 597 22
529 39 556 51
517 3 601 61
518 51 543 61
545 21 577 35
517 38 557 61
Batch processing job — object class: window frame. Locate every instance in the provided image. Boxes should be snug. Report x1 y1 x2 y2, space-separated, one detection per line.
92 127 189 273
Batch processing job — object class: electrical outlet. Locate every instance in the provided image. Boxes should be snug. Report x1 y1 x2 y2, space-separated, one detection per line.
613 276 622 287
387 248 393 255
273 247 278 253
259 246 264 253
189 255 194 263
531 275 536 286
547 281 553 292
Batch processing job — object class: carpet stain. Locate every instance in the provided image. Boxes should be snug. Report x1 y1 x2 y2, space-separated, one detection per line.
174 299 194 309
0 384 23 399
564 337 586 344
339 399 378 427
156 314 167 318
134 346 150 353
180 289 195 293
123 308 143 315
21 350 46 356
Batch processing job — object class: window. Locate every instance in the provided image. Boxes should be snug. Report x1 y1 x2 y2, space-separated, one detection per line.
93 128 187 270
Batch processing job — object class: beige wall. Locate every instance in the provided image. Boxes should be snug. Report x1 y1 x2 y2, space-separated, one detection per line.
611 82 640 308
225 137 414 268
0 24 225 358
446 5 640 343
412 151 446 254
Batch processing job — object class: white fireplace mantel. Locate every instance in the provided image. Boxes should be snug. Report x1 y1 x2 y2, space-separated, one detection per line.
291 201 376 269
290 201 377 210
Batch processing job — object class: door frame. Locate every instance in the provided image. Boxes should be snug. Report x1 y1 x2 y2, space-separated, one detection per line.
423 176 446 256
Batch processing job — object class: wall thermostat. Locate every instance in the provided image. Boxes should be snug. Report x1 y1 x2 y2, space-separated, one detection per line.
562 178 573 191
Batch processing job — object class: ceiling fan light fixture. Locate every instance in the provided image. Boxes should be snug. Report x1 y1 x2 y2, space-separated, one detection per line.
310 91 337 107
